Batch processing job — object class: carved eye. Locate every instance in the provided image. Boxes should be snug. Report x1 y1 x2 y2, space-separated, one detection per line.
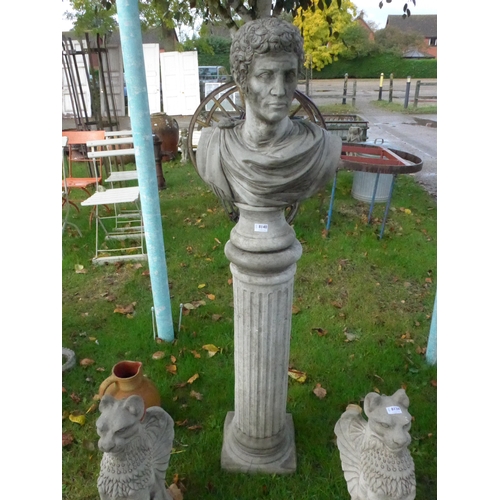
378 422 390 429
257 71 271 81
116 425 131 435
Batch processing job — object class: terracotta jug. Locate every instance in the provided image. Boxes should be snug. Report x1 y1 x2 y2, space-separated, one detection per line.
97 360 161 409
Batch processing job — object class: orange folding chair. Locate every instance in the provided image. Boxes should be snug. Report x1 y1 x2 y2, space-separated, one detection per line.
61 130 106 209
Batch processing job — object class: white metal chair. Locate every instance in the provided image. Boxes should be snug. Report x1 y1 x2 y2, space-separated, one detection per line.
81 137 146 265
88 137 138 184
105 130 132 138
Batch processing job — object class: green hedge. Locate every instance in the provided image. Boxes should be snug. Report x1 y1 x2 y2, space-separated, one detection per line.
197 53 230 70
197 53 436 79
313 54 436 79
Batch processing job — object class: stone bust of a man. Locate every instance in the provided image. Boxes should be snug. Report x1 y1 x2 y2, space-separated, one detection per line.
197 17 342 208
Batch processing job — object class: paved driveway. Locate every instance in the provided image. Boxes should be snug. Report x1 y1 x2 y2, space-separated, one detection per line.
300 78 437 198
93 78 437 198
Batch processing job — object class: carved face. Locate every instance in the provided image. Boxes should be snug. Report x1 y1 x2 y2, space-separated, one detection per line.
363 390 413 453
245 52 298 125
96 396 143 454
367 407 412 452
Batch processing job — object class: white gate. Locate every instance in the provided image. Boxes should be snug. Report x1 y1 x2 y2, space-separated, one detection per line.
62 41 200 120
142 43 161 114
100 43 125 118
62 38 91 118
160 51 200 115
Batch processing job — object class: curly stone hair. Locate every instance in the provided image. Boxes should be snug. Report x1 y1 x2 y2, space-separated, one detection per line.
230 17 305 94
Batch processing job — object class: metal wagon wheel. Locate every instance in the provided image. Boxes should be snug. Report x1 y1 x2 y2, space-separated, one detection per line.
188 82 326 224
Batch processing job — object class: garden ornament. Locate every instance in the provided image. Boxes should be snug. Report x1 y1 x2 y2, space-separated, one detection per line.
96 395 176 500
347 125 363 143
178 128 189 164
196 16 342 208
334 388 416 500
195 17 342 474
62 347 76 372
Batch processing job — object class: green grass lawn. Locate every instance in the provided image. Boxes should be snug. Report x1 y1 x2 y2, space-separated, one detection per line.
62 157 437 499
370 100 437 115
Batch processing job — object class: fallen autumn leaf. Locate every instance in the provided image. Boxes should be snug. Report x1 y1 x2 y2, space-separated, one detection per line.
313 383 327 399
86 403 98 414
166 365 177 375
74 264 87 274
344 331 358 342
62 432 74 447
190 390 203 401
114 302 136 315
70 393 81 403
312 327 328 336
202 344 220 357
69 412 86 426
288 368 307 383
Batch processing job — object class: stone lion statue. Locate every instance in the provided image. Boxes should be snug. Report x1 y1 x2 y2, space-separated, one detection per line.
96 395 178 500
334 389 416 500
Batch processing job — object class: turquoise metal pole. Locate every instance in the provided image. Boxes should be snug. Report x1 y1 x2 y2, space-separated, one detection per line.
115 0 174 341
426 293 437 365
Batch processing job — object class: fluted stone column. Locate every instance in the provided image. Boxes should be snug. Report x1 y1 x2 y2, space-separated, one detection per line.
221 204 302 473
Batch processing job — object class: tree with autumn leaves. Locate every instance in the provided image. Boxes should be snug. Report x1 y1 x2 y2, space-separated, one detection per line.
65 0 417 70
66 0 413 35
293 0 358 70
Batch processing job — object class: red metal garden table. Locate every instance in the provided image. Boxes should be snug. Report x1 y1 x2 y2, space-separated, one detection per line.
326 143 423 239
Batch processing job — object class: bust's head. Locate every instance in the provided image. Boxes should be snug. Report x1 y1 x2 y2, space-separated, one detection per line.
230 18 304 95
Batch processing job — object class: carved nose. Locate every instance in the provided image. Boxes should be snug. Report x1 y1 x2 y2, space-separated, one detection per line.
98 439 115 453
393 434 409 447
271 76 286 96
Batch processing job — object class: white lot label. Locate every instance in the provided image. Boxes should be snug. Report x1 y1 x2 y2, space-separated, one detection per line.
254 223 269 232
386 406 402 414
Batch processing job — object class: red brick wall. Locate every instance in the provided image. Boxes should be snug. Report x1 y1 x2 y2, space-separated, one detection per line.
424 38 437 59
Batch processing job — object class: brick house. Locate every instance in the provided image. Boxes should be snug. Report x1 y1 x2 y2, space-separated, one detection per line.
355 15 375 41
385 14 437 58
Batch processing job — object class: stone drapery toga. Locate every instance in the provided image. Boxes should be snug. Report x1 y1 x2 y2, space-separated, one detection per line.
196 120 342 207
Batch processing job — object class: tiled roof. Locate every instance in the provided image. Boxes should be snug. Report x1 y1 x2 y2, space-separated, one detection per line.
403 49 434 59
386 14 437 38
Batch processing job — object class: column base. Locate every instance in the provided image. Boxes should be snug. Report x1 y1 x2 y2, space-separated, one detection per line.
221 412 297 474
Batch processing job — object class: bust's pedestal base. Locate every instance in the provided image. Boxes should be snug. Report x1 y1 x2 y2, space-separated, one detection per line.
222 204 301 475
221 411 296 474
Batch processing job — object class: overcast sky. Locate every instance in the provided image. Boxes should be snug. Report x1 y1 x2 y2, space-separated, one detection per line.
62 0 438 32
352 0 437 30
